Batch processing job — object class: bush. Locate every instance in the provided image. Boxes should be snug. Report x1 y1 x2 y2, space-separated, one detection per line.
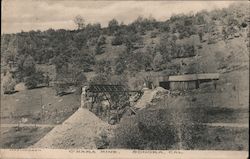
153 52 164 71
95 36 106 55
111 35 124 46
108 19 119 35
98 36 106 45
110 103 214 150
207 37 217 44
114 61 126 75
95 60 112 74
89 74 110 85
110 109 178 149
3 75 16 94
25 77 38 89
54 84 70 96
74 72 87 87
95 44 105 55
110 117 141 149
159 22 170 32
94 131 110 149
162 63 181 75
114 55 127 75
241 22 247 28
24 71 45 89
150 31 157 38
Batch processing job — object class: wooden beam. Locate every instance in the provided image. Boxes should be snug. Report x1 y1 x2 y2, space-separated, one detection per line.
129 107 137 114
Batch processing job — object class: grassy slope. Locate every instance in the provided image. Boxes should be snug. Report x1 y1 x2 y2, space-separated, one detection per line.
1 87 80 124
0 127 53 148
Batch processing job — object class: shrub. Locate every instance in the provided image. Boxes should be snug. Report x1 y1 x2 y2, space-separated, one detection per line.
150 31 157 38
207 37 217 44
153 52 164 71
97 36 106 45
74 72 87 87
110 109 178 149
95 60 112 74
159 22 170 32
110 104 210 150
25 76 38 89
114 56 127 75
114 61 126 75
94 131 110 149
184 62 199 74
108 19 119 35
198 30 203 42
89 74 110 85
110 116 142 149
95 44 105 55
24 71 45 89
54 83 70 96
241 22 247 28
3 75 16 94
111 35 124 45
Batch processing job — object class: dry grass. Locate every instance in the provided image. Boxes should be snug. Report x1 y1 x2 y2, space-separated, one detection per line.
1 87 80 124
0 127 52 148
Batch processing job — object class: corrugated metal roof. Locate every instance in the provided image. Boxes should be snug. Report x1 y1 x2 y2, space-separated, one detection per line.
168 73 219 82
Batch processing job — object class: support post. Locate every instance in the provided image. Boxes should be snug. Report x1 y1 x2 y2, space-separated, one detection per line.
237 79 240 106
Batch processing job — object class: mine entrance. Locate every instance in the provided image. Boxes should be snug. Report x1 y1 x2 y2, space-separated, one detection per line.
159 81 170 90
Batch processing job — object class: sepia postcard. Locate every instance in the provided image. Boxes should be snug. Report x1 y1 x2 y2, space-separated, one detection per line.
1 0 249 158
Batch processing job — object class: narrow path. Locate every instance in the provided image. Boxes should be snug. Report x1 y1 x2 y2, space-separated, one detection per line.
204 123 248 128
1 123 58 128
134 89 158 109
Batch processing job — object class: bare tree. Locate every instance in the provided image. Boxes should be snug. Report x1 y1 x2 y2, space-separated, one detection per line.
74 15 85 30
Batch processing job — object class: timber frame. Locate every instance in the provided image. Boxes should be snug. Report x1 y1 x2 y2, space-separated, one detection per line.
85 84 142 122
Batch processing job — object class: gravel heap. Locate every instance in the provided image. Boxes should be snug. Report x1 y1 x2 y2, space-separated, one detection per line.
32 108 111 149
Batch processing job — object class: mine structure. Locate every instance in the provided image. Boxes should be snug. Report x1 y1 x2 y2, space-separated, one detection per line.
82 84 142 124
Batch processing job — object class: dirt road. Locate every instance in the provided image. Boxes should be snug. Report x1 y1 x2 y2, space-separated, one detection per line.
1 123 57 128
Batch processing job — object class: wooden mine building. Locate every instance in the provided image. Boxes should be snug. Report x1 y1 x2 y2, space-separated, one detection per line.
159 73 219 91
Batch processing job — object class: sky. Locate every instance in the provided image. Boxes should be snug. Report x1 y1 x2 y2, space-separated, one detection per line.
1 0 239 34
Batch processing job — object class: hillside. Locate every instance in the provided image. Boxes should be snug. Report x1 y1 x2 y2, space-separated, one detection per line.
1 3 249 91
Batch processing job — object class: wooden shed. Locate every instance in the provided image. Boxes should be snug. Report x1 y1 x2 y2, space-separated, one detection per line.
168 74 198 90
159 73 219 91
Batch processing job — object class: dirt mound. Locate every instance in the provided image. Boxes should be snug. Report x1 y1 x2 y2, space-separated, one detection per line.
32 108 112 149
